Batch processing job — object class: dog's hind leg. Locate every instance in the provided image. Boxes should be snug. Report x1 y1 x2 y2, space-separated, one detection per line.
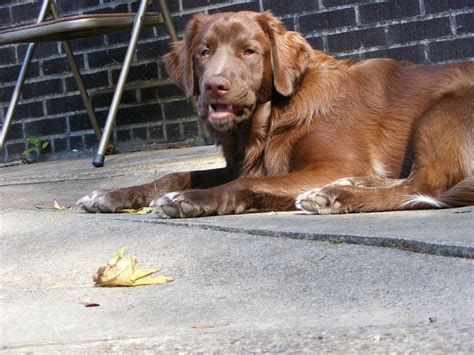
297 90 474 214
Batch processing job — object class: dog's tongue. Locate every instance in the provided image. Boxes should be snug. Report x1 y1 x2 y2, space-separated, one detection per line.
209 104 234 120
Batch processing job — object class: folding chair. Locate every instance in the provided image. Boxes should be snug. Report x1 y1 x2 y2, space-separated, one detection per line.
0 0 178 167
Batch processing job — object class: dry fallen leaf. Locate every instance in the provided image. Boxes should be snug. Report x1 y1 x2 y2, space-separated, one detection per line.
93 247 173 287
34 201 72 210
120 207 153 214
53 200 72 210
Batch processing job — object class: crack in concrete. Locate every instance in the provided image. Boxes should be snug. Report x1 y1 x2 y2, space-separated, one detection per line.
104 216 474 259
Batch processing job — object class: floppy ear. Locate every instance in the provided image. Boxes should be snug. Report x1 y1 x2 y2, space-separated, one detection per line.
257 12 312 97
163 13 207 97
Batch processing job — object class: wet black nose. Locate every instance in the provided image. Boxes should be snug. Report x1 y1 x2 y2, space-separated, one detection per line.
204 76 230 97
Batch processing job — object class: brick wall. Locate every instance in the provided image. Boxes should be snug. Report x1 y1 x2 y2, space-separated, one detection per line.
1 0 473 161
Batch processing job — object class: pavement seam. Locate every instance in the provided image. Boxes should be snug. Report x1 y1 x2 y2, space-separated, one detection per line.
0 175 125 187
105 216 474 259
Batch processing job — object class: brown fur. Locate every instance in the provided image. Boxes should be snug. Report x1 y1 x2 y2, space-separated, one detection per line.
78 11 474 217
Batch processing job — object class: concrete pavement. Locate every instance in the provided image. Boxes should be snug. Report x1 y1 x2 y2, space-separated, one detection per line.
1 146 473 352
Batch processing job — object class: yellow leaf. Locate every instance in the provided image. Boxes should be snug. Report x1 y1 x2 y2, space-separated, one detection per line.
53 200 71 210
132 267 159 281
108 246 127 265
93 248 173 287
130 276 174 286
120 207 153 214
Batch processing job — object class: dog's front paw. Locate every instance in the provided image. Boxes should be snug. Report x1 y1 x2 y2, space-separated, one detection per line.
150 192 203 218
296 187 351 215
77 189 116 213
77 188 147 213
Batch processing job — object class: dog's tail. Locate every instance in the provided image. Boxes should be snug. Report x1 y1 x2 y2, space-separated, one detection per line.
403 176 474 209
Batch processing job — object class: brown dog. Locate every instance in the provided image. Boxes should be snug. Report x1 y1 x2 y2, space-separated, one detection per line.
78 11 474 217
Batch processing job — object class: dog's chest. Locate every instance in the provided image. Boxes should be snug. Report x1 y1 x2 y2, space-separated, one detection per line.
241 103 312 176
265 132 299 175
240 126 292 176
262 147 290 176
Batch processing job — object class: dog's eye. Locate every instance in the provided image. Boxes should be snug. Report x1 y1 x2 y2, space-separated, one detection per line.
243 48 256 56
200 49 210 58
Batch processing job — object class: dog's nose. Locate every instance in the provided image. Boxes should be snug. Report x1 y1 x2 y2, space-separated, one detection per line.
204 76 230 97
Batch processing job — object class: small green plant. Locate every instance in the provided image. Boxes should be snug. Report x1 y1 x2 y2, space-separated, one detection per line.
23 135 49 156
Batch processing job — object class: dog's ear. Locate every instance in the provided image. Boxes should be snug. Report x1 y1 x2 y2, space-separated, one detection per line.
163 13 207 97
257 12 312 97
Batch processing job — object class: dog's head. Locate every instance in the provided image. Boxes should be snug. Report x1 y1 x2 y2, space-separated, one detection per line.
163 11 312 131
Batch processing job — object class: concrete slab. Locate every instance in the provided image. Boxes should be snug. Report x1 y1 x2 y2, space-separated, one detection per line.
1 147 473 352
139 207 473 258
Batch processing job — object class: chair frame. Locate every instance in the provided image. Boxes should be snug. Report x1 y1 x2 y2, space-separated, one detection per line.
0 0 178 167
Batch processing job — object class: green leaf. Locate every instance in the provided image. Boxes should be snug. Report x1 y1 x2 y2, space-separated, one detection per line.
41 141 49 150
26 135 40 145
23 147 38 154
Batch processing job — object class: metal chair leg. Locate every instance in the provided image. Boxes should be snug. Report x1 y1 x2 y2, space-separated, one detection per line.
0 42 37 152
92 0 151 167
0 0 50 152
49 2 102 140
159 0 178 42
